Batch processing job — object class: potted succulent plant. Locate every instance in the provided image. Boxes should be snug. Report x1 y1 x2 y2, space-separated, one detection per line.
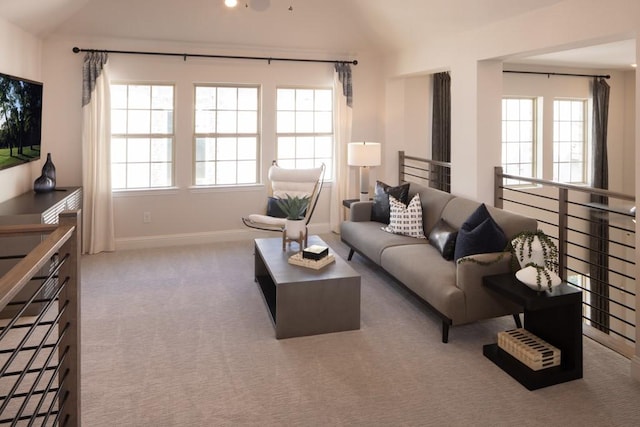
276 194 310 239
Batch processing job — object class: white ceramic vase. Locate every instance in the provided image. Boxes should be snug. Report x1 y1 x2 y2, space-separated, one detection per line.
285 219 306 240
515 266 562 291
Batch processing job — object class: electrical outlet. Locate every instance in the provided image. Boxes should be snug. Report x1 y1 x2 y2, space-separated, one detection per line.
143 211 151 223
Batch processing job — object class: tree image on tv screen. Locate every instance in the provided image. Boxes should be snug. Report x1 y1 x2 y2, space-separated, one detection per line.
0 74 42 171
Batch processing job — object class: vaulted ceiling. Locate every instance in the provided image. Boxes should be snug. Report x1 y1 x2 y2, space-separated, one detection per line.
0 0 564 52
0 0 634 68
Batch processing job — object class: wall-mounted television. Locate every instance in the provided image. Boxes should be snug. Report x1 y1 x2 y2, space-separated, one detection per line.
0 72 43 171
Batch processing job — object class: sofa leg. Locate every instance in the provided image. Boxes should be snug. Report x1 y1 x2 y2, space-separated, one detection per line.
347 249 354 261
513 313 522 328
442 321 449 343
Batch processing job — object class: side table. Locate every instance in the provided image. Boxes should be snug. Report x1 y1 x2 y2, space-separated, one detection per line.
482 273 583 390
342 198 371 208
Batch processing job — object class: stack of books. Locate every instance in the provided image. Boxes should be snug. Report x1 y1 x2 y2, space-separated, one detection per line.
497 328 561 371
302 245 329 260
288 245 334 270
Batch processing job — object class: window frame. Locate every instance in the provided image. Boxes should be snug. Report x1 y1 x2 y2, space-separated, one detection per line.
110 82 176 191
275 86 334 178
501 96 538 187
552 98 588 184
192 83 261 187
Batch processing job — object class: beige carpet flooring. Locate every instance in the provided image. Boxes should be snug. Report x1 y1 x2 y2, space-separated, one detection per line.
81 233 640 426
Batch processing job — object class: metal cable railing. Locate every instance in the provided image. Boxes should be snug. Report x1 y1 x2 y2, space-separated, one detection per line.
495 167 636 357
399 151 451 193
0 211 81 426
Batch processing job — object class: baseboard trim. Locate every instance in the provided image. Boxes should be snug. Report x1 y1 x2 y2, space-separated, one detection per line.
115 223 332 251
631 355 640 383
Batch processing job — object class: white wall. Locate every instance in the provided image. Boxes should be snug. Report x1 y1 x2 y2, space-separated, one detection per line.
42 36 384 247
0 17 43 202
384 0 640 202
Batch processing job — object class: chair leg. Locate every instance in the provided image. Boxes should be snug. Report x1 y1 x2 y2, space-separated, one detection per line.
442 321 449 343
513 313 522 328
347 249 354 261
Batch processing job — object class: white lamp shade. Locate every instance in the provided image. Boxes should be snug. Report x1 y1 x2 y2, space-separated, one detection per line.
348 142 381 167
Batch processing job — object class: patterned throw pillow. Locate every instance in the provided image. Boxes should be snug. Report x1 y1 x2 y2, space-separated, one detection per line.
382 194 426 239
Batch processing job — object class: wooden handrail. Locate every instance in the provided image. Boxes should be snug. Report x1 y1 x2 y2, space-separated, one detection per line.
0 224 75 311
0 223 59 236
499 170 635 202
0 210 81 426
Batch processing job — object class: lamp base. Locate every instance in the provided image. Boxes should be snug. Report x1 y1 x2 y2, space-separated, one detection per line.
359 166 370 203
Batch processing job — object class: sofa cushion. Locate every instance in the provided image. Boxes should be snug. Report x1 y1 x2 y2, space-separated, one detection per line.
454 204 507 261
428 219 457 260
407 182 456 235
382 194 426 239
380 244 465 324
340 220 428 265
371 181 410 224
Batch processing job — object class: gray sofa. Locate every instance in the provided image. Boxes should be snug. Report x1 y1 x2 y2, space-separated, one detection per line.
340 182 537 342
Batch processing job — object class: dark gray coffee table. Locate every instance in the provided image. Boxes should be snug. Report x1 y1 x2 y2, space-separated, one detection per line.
254 235 361 339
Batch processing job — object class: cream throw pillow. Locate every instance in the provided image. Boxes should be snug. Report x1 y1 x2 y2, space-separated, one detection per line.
382 194 426 239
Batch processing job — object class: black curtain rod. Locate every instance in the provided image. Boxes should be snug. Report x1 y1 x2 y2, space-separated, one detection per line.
503 70 610 79
72 47 357 65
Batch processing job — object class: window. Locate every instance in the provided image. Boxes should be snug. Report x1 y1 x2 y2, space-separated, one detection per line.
111 84 174 189
276 88 333 176
553 99 587 183
194 85 259 186
501 98 536 185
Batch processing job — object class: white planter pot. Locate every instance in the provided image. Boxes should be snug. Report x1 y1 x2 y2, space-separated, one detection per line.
515 266 562 292
285 219 306 240
511 235 546 269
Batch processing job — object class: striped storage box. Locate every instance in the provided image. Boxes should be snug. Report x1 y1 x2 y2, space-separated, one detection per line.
498 328 561 371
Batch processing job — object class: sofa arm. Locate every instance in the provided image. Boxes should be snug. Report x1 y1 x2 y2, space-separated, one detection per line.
456 252 521 323
349 201 373 222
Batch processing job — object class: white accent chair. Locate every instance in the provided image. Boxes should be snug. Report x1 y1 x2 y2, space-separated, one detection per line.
242 162 325 248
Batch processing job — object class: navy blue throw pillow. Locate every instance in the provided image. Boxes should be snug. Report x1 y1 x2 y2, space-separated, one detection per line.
266 197 287 218
371 181 410 224
453 204 507 261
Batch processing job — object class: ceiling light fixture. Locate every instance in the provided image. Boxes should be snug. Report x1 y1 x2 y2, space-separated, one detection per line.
224 0 293 12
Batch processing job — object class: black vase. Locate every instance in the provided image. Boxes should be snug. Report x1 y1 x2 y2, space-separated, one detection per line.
33 153 56 193
42 153 56 183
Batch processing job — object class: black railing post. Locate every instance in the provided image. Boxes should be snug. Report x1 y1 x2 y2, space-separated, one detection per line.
398 151 405 183
494 167 504 209
57 211 82 426
558 188 569 282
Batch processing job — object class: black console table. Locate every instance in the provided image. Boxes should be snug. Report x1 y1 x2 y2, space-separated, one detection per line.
482 273 583 390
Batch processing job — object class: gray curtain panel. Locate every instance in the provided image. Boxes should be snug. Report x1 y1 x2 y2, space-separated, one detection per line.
335 63 352 108
82 52 108 107
431 72 450 192
589 77 610 333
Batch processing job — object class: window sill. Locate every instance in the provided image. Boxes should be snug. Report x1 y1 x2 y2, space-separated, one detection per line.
188 184 265 194
113 187 180 197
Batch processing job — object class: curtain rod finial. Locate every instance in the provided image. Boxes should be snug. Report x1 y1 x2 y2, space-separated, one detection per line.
72 47 80 53
353 60 358 65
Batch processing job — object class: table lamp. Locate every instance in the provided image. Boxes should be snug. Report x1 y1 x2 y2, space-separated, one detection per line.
348 142 382 201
